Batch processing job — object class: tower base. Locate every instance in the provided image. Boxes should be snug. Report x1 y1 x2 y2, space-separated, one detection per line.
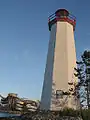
51 94 80 111
50 82 80 110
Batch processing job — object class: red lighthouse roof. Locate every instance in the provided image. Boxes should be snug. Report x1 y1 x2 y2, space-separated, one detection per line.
55 9 69 16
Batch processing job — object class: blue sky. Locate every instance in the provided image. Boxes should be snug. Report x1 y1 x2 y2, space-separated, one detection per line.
0 0 90 100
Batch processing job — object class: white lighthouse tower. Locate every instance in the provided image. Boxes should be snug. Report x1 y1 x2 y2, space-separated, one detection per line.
40 9 80 110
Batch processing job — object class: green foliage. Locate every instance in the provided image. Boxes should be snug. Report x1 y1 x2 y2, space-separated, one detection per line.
21 108 90 120
81 109 90 120
59 108 80 117
60 108 90 120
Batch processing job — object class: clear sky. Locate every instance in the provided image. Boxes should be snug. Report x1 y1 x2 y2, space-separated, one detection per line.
0 0 90 100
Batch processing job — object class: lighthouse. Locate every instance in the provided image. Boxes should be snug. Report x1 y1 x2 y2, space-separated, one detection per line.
40 9 80 110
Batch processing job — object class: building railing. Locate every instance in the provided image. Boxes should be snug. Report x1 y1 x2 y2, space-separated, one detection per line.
48 12 76 23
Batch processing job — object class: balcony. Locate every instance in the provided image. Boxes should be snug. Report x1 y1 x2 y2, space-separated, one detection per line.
48 9 76 31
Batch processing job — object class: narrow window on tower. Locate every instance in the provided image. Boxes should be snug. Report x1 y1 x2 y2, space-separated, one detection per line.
56 90 63 99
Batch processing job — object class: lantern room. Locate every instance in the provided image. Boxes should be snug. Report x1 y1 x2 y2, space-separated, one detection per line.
48 9 76 31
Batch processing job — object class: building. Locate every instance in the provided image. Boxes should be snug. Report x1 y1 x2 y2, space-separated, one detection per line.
0 93 40 112
40 9 80 110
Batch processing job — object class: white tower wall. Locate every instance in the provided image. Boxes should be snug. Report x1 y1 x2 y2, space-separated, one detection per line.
40 24 57 110
40 10 80 110
53 22 77 91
